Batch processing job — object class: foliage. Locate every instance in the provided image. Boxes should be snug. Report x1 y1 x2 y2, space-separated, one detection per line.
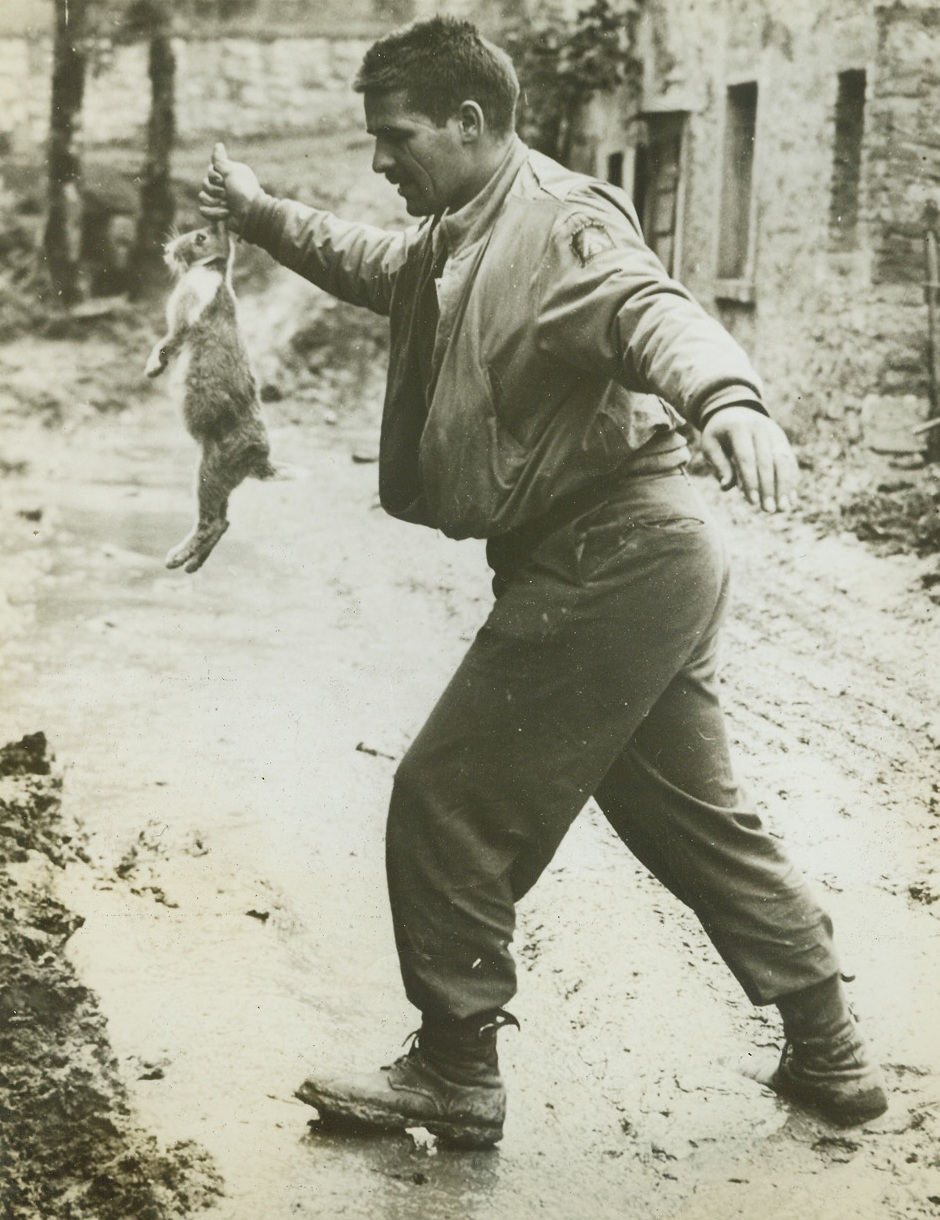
506 0 641 160
840 478 940 557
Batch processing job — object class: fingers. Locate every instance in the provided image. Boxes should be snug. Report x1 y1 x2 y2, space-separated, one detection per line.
702 409 800 514
701 428 736 491
201 164 225 195
748 423 776 511
202 144 228 197
200 157 229 220
731 424 784 513
198 192 230 223
750 419 800 512
733 426 764 509
199 186 227 206
198 144 259 230
771 432 800 512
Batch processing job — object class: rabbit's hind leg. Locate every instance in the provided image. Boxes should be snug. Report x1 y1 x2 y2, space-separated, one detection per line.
241 415 279 481
166 439 234 573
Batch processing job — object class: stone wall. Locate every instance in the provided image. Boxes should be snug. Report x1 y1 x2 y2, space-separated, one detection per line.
0 35 51 156
0 33 373 155
862 3 940 451
576 0 940 453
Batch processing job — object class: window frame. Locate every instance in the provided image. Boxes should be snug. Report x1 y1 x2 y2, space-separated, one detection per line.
829 68 867 253
714 78 759 305
632 109 690 279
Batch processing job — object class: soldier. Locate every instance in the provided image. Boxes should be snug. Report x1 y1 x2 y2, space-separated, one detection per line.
200 15 887 1148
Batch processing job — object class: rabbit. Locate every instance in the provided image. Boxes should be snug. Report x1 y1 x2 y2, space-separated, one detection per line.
145 221 281 573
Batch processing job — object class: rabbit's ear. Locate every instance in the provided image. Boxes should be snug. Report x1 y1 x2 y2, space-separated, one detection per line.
210 218 228 239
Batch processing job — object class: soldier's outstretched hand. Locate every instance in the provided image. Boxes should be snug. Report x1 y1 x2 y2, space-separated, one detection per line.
700 405 800 513
198 142 262 234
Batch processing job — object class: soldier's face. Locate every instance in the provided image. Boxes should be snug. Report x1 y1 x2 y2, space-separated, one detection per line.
365 90 473 216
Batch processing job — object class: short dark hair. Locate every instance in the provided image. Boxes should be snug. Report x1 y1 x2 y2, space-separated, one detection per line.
355 16 519 136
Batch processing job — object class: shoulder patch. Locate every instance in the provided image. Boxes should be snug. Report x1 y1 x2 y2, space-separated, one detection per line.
570 220 615 266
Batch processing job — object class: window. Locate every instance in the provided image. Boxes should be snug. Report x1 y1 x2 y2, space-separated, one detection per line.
632 113 687 276
830 69 866 251
717 82 757 282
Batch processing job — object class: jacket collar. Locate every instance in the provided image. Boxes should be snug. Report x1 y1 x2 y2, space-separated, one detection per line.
435 136 529 260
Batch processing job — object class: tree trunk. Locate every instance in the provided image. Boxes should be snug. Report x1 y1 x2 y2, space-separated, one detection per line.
924 203 940 464
43 0 88 306
132 27 176 298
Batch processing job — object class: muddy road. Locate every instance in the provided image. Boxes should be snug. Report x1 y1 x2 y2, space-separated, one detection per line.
2 177 940 1217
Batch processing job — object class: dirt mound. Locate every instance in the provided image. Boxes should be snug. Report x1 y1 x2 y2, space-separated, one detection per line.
0 734 224 1219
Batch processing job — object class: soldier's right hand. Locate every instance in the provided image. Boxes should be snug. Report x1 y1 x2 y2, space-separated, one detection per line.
198 142 261 234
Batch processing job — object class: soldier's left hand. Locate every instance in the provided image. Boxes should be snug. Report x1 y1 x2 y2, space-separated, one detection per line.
700 406 800 513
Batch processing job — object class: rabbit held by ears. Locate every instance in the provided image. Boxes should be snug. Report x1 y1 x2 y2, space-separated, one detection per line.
145 222 282 573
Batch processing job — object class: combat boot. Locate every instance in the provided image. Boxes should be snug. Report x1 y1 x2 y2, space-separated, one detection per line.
753 975 887 1125
295 1010 518 1149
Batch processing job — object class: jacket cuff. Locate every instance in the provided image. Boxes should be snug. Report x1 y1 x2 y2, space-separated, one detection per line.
698 392 769 428
239 191 283 249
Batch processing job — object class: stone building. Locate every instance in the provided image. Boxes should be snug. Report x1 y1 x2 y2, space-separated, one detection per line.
569 0 940 453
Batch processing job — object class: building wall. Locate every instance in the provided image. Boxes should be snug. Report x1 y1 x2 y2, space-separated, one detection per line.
0 31 51 156
579 0 940 453
862 3 940 450
0 31 374 154
87 36 373 145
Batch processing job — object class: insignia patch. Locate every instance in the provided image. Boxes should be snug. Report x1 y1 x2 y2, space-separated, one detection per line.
570 220 615 266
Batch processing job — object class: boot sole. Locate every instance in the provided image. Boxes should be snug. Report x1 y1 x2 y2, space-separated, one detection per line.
296 1084 503 1150
771 1068 888 1126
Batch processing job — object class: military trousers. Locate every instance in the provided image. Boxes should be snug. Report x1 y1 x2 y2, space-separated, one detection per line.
386 469 840 1021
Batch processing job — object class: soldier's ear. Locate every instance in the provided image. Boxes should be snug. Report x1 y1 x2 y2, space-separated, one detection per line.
457 100 485 142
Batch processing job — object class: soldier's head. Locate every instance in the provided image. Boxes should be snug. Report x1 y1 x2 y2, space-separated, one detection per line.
355 16 520 216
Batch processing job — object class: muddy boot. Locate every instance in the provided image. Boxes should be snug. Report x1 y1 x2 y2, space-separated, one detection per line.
751 975 887 1126
295 1011 518 1149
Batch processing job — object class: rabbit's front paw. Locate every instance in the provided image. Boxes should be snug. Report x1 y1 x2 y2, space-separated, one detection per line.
145 346 167 378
